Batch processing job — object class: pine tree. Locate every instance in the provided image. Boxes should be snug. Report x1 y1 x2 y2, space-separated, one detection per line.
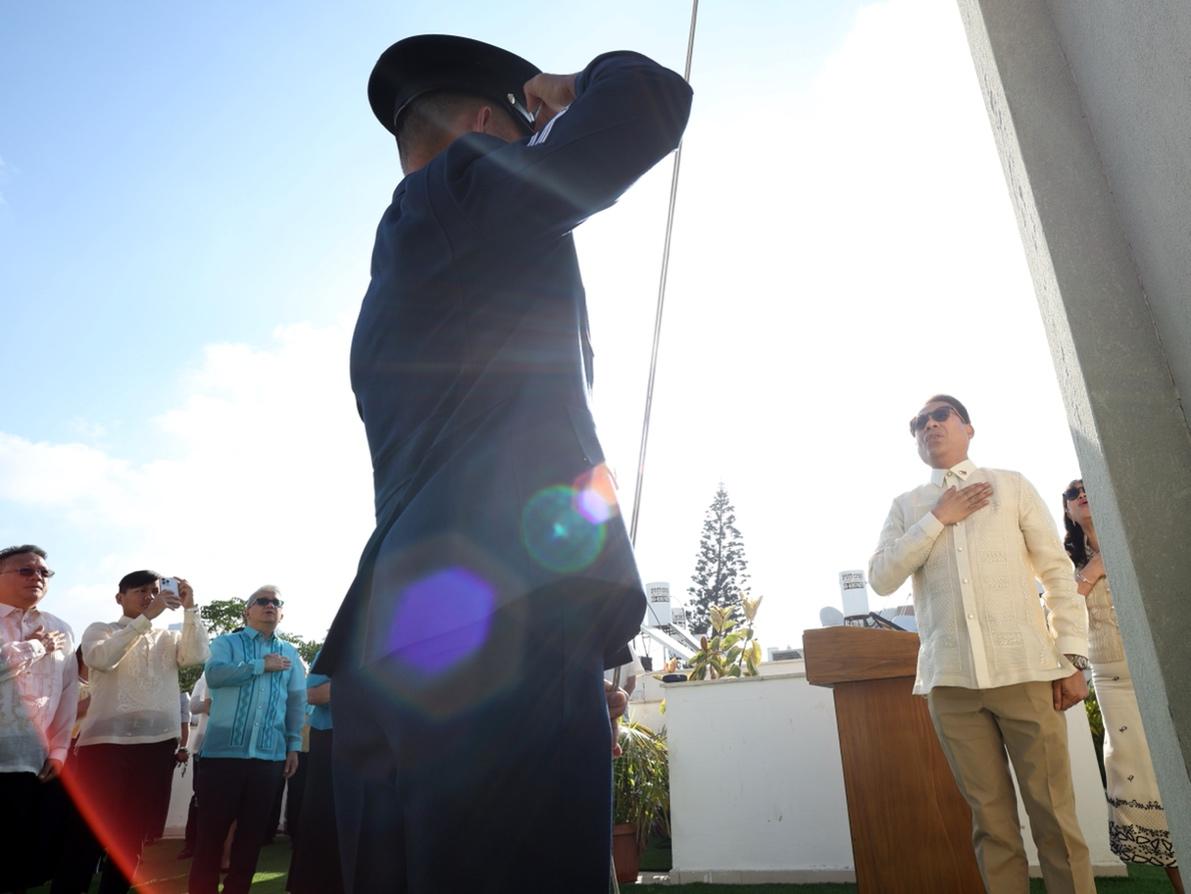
685 484 751 635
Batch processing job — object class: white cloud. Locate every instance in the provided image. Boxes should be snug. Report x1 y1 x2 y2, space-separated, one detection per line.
2 0 1083 652
578 0 1080 646
1 318 375 640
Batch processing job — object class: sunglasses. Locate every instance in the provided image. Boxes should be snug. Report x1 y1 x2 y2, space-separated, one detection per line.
1 566 56 580
251 597 284 608
1064 484 1086 502
909 406 963 436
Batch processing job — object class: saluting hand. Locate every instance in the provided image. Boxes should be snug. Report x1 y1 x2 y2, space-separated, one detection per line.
263 653 292 673
524 73 577 130
932 483 993 526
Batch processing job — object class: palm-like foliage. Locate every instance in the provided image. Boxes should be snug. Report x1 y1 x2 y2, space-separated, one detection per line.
613 720 670 849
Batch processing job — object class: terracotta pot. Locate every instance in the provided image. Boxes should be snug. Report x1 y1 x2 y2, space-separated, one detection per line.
611 822 641 883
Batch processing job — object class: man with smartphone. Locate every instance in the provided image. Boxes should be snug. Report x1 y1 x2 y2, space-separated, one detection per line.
318 34 691 894
73 571 209 894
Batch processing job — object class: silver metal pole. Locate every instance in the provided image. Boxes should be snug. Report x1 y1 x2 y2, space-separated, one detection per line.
628 0 701 549
614 4 699 890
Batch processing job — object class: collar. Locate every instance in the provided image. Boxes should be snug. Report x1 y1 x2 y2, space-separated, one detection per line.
0 603 36 619
930 458 978 487
243 626 275 642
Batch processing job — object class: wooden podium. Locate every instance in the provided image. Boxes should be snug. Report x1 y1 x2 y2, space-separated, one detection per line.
803 626 984 893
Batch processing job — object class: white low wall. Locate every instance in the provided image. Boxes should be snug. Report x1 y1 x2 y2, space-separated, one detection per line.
662 663 1122 884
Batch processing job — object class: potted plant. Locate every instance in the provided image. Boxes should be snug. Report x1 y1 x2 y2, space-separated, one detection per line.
612 719 669 883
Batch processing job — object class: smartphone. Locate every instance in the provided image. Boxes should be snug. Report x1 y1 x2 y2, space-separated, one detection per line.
160 577 181 604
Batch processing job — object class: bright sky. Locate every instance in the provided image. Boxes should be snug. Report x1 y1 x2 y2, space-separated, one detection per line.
0 0 1080 652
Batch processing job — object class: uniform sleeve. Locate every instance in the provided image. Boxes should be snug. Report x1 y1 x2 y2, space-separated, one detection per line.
205 635 264 688
285 650 307 753
176 608 211 668
1019 475 1088 657
46 626 79 764
868 497 946 596
82 616 151 672
439 51 692 243
0 639 48 684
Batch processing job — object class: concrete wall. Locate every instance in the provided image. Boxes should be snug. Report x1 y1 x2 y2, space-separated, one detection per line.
661 667 1119 884
956 0 1191 862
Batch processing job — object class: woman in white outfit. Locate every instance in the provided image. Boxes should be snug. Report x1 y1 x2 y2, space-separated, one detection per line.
1063 479 1183 892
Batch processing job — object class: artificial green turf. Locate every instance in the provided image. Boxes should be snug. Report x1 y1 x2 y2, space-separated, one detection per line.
31 838 294 893
31 840 1174 892
630 864 1172 892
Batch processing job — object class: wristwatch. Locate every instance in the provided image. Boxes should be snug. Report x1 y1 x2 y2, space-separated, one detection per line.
1065 654 1090 671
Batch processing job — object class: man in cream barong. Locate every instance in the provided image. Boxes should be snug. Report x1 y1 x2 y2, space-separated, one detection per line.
869 394 1095 894
76 570 209 894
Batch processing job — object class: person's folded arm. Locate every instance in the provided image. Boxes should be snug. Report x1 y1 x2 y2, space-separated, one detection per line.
285 654 307 752
204 636 263 688
0 639 47 683
188 677 210 714
868 498 945 596
306 679 331 706
82 617 150 672
1021 475 1089 657
176 609 211 668
45 647 79 765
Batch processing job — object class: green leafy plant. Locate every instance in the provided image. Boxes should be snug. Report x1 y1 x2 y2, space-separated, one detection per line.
613 720 670 850
687 595 763 680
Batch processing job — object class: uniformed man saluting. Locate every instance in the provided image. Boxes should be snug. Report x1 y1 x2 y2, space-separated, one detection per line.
316 35 692 893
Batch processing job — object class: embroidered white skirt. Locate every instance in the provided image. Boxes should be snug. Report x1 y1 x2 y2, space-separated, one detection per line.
1093 660 1177 866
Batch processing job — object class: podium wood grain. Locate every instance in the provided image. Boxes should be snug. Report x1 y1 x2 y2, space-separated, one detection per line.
804 627 985 893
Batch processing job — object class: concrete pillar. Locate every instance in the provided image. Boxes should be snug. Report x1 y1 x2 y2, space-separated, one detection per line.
956 0 1191 863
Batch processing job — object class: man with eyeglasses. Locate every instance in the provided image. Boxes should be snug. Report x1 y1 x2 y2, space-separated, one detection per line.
189 586 306 894
72 569 209 894
869 395 1095 894
0 544 77 892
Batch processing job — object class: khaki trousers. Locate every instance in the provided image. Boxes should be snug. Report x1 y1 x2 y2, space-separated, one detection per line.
927 681 1095 894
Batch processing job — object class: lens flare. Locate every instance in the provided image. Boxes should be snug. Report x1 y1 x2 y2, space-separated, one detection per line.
387 567 495 675
572 464 619 524
521 484 606 572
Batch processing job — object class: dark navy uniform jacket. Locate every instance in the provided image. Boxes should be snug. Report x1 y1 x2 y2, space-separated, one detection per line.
318 52 693 676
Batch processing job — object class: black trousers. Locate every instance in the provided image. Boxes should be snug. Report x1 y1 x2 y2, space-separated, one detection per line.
50 745 102 894
74 739 179 894
0 771 55 892
284 751 308 840
182 754 201 851
288 729 343 894
188 757 284 894
265 750 307 842
333 589 621 894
